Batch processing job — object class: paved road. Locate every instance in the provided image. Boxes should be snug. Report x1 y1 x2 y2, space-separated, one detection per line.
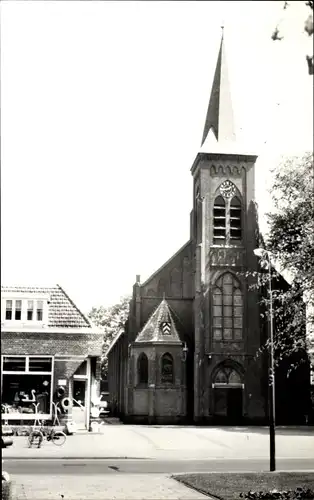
4 457 314 475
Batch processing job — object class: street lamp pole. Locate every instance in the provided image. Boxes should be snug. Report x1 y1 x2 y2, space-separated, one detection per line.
267 257 276 472
254 248 276 472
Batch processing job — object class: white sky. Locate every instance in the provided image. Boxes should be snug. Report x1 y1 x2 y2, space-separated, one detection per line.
1 1 313 313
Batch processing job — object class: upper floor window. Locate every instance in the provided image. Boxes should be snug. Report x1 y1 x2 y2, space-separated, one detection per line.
161 353 174 384
5 300 13 320
37 301 44 321
137 353 148 385
3 298 47 323
15 300 22 320
212 273 243 341
213 181 242 245
27 301 34 320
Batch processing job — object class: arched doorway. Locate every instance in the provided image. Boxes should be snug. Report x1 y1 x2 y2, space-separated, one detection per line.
212 363 244 424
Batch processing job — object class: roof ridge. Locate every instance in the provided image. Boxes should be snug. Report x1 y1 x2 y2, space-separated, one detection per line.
56 284 91 327
141 240 192 288
138 300 163 339
166 301 187 335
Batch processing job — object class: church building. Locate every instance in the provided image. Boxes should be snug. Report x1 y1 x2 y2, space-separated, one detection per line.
107 31 304 425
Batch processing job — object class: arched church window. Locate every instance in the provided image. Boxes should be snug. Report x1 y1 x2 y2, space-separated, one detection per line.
230 196 242 241
214 367 242 385
212 273 243 341
213 196 226 244
195 187 202 244
137 353 148 385
161 353 174 384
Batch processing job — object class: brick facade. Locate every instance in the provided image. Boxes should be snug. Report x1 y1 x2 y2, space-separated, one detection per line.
1 285 103 430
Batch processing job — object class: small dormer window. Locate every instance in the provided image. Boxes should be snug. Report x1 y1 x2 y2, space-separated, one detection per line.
27 300 34 320
2 297 48 323
5 300 13 320
15 300 22 320
37 301 44 321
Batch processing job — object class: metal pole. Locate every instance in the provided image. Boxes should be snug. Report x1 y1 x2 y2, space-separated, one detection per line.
268 260 276 471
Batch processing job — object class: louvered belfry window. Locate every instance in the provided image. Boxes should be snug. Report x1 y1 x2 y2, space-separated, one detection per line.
213 195 226 244
230 196 242 241
212 273 243 341
213 181 242 245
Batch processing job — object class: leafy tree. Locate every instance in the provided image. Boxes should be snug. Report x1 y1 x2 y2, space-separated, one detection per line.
272 1 313 75
88 296 130 379
254 152 314 375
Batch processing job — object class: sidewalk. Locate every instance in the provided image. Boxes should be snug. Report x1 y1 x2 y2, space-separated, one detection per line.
3 426 314 460
11 474 210 499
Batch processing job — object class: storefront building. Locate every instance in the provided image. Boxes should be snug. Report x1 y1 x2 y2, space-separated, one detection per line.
1 285 103 430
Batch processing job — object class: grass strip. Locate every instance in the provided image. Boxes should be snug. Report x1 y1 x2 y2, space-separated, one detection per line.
173 472 314 500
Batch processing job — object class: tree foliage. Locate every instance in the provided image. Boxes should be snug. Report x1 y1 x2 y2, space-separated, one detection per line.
272 1 313 75
88 296 130 378
255 152 314 373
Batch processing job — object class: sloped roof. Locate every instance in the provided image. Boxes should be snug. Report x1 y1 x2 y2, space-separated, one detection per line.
135 299 182 344
1 285 91 328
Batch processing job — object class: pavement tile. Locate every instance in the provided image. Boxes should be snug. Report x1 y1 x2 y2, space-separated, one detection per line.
11 474 210 499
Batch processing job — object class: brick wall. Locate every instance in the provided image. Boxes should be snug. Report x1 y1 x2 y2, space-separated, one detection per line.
2 332 103 357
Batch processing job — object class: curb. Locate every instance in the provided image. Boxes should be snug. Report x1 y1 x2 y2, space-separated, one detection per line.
3 456 151 460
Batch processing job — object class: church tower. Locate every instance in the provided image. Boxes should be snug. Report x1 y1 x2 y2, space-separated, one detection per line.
191 30 265 424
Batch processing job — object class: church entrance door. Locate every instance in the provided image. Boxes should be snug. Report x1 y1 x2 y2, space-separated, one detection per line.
212 365 244 425
227 388 243 422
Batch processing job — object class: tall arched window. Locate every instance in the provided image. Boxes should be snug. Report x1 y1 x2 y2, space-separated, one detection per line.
212 273 243 341
161 353 174 384
137 353 148 385
230 196 242 241
213 196 226 244
195 187 202 244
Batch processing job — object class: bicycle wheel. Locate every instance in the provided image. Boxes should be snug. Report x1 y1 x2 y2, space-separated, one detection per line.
51 431 66 446
28 430 43 448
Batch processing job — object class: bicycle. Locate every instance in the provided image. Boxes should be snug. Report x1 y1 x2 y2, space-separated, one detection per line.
28 421 67 448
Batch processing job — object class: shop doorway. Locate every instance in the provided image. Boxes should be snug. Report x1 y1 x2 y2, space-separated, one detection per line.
72 379 87 429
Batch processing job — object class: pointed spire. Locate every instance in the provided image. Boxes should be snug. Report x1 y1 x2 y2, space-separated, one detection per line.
201 29 236 147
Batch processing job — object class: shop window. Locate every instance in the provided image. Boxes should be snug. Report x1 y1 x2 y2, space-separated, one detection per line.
137 353 148 385
212 273 243 341
161 353 174 384
28 357 52 372
3 356 26 371
5 300 13 320
1 356 53 418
